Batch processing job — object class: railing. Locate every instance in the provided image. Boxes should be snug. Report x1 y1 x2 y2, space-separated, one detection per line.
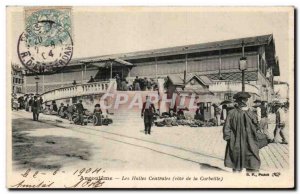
209 81 260 95
42 80 115 102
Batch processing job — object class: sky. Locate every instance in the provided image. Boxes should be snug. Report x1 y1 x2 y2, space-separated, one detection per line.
8 7 294 83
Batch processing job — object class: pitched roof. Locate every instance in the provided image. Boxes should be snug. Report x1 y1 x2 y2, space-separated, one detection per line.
167 73 213 86
71 34 279 76
119 34 274 60
71 34 273 62
21 34 280 76
167 74 184 86
194 75 213 85
80 57 133 66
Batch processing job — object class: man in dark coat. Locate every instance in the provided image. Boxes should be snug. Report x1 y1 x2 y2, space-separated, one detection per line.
88 76 95 83
115 74 121 91
195 103 203 120
28 96 33 112
32 96 41 121
141 95 156 135
76 100 85 125
52 100 58 112
223 92 261 172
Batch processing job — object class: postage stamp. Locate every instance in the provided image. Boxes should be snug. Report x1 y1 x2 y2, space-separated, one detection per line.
7 7 295 189
17 7 73 74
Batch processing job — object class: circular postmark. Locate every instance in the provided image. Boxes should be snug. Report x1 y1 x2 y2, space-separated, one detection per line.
18 9 73 74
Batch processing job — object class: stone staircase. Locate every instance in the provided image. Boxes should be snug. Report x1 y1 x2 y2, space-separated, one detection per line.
111 110 142 126
108 91 159 126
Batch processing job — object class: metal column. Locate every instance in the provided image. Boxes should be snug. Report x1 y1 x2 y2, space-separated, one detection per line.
155 57 158 79
185 53 188 73
84 64 87 81
110 61 113 79
81 65 84 84
42 75 45 93
219 49 222 79
242 42 245 92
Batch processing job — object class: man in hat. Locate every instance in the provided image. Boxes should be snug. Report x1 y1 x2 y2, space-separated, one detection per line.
28 95 33 112
223 92 261 172
76 100 85 125
58 103 65 116
273 101 288 144
133 76 141 91
141 95 156 135
115 74 121 91
58 103 67 118
51 100 58 113
32 96 41 121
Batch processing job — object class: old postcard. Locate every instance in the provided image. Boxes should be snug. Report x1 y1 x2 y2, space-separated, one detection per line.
7 6 295 189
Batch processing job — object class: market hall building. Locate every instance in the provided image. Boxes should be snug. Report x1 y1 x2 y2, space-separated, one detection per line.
21 34 279 115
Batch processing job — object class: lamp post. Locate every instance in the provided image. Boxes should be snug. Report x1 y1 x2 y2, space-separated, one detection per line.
239 41 248 92
110 61 113 79
183 47 189 86
34 75 40 95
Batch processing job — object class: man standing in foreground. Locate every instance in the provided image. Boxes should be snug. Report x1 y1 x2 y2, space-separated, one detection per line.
32 96 41 121
223 92 261 172
141 95 156 135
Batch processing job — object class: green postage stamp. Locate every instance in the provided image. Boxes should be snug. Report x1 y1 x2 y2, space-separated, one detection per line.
18 7 73 74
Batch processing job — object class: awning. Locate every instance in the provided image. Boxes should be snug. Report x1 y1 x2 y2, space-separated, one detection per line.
167 74 185 86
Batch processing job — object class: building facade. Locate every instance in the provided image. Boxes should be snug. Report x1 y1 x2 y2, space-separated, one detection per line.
274 80 289 102
22 34 279 109
11 64 24 94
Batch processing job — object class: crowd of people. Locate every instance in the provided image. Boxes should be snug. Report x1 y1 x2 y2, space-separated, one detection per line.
140 95 289 134
140 92 289 172
12 93 113 126
85 75 159 92
13 89 289 173
43 100 113 126
12 94 43 121
116 75 158 91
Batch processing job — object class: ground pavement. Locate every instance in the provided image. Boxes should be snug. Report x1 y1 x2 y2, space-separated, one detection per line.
11 110 290 172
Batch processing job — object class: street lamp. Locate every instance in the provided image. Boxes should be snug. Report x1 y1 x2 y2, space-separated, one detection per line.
34 75 40 95
239 41 248 92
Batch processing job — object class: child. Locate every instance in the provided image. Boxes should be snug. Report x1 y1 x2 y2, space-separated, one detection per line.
93 104 103 126
94 104 102 114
